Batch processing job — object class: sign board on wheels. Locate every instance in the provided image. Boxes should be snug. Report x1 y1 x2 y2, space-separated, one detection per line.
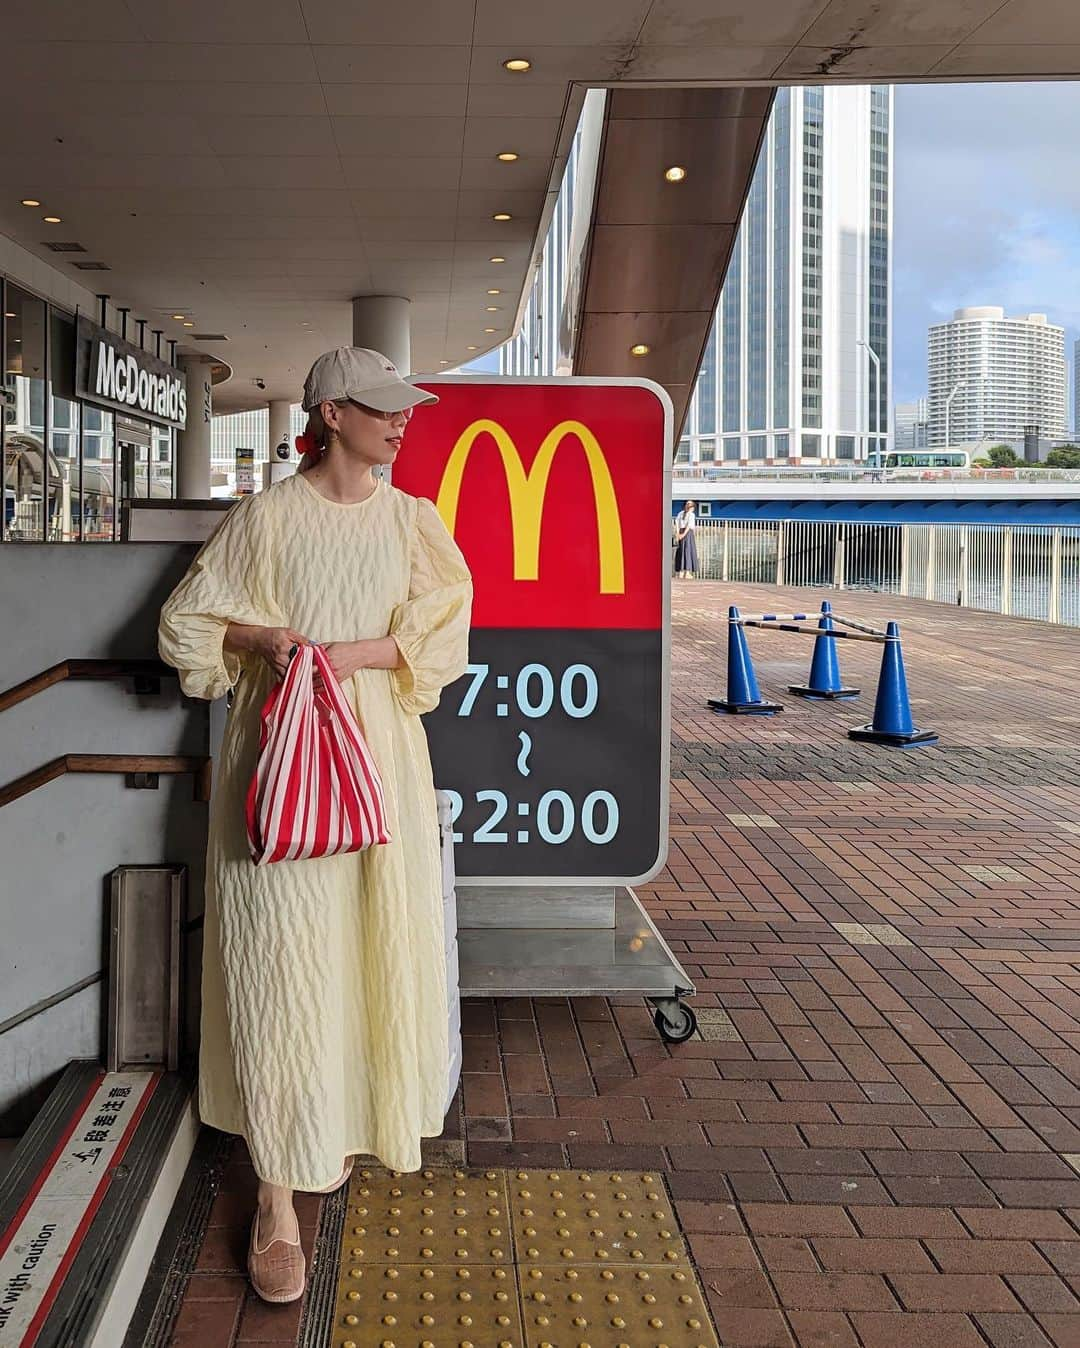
394 377 671 886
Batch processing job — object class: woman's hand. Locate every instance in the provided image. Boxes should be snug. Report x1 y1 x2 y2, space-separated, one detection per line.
318 638 403 686
253 626 311 680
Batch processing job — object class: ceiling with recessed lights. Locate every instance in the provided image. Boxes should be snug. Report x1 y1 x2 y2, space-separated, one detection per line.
0 0 1077 411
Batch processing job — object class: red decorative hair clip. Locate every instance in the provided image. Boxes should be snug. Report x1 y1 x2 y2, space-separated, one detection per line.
295 425 321 461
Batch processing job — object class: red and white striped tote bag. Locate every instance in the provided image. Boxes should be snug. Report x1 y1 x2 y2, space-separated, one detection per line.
245 642 391 866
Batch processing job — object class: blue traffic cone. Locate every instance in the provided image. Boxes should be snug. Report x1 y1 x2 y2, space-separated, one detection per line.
789 601 860 699
848 622 937 746
708 607 783 715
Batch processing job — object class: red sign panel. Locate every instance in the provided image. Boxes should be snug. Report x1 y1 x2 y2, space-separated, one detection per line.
395 379 667 630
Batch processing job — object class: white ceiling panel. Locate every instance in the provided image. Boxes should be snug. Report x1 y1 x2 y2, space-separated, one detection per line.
627 45 791 79
216 157 349 190
339 156 465 191
128 0 310 43
458 157 553 191
349 189 461 219
331 116 466 157
3 0 130 39
468 46 625 83
199 116 336 157
463 117 562 158
965 0 1080 43
638 0 830 46
774 44 955 78
930 41 1080 74
803 0 1004 46
323 84 469 118
2 41 319 84
472 0 652 47
313 44 470 85
299 0 474 45
0 153 230 190
465 84 572 119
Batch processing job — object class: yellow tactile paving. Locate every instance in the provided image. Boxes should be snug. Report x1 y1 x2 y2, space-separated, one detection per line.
330 1167 720 1348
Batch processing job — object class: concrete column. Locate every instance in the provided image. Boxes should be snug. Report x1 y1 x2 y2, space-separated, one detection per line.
352 295 411 373
176 355 213 500
268 399 292 457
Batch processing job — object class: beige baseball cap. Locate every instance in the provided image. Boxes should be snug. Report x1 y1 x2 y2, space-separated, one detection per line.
301 346 438 414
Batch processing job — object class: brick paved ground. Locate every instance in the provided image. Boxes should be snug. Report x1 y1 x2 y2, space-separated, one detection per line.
169 585 1080 1347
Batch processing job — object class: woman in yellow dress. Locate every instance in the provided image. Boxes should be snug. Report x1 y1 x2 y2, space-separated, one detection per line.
158 347 472 1302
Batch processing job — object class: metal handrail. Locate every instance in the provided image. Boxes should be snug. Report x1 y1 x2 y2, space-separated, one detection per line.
0 754 211 809
0 659 174 715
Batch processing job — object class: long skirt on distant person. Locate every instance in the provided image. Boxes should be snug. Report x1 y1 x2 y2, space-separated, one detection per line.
674 530 698 575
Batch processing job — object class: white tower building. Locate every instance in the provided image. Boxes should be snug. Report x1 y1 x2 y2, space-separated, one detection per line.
928 306 1067 447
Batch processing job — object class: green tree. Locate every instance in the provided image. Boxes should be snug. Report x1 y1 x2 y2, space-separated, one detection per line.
987 445 1022 467
1045 445 1080 469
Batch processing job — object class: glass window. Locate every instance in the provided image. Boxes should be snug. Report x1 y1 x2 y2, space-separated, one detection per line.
675 437 691 464
774 433 790 459
723 438 741 461
152 426 173 498
49 308 80 542
698 437 717 463
4 284 48 542
801 433 821 458
749 435 767 460
83 411 116 542
836 436 856 460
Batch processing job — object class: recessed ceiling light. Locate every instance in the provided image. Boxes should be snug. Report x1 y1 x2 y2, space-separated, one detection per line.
20 199 41 208
664 166 688 183
487 288 501 295
43 215 62 224
4 312 14 319
172 313 185 320
503 58 531 72
497 152 519 163
467 345 478 351
630 343 650 357
492 213 512 221
490 256 506 263
439 359 450 365
485 306 500 313
182 321 195 327
484 327 496 334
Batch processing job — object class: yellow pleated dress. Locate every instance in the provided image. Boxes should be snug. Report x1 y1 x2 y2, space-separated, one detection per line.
158 471 472 1189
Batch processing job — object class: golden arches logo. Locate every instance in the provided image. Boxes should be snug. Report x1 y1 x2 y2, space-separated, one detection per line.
435 418 626 594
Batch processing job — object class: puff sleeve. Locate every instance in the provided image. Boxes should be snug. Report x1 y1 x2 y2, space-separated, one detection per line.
158 494 274 701
389 497 473 716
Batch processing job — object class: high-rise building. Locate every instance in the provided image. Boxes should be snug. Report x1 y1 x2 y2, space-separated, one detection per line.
681 84 893 467
894 397 929 451
927 307 1067 446
1074 337 1079 438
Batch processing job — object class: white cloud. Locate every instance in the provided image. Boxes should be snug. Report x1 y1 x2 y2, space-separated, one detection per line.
894 82 1080 412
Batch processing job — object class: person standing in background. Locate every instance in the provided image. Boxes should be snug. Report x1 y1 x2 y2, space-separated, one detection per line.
673 500 698 579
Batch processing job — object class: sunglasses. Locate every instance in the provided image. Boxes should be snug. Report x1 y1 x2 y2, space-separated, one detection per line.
344 399 414 423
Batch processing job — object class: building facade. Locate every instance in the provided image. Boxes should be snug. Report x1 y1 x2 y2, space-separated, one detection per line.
3 275 177 543
680 84 893 466
1075 337 1080 438
894 397 929 451
927 306 1067 447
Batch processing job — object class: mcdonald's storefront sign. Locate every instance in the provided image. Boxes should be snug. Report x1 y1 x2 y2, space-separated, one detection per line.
394 378 671 885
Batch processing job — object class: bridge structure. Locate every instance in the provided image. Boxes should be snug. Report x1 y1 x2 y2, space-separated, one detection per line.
672 468 1080 526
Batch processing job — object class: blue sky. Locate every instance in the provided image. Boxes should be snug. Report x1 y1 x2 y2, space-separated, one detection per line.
893 81 1080 411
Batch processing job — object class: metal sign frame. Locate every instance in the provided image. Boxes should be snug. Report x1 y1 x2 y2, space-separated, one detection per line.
401 374 673 889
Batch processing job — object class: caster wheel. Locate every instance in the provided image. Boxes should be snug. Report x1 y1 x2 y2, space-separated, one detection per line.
654 1004 697 1044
